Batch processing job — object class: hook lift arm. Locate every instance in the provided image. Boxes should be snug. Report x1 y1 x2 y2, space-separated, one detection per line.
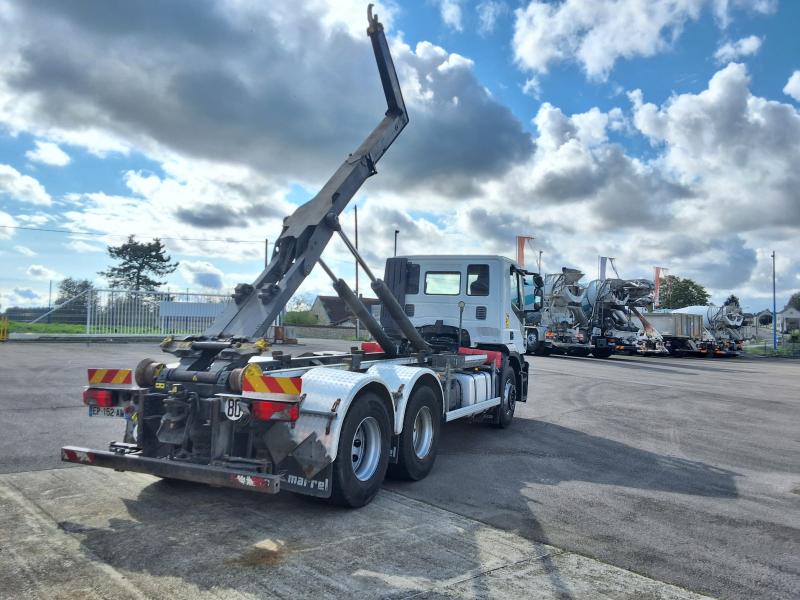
206 4 408 341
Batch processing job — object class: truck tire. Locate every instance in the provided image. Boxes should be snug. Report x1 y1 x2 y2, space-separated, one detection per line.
388 385 441 481
525 330 538 356
591 347 613 359
330 392 391 508
492 366 516 429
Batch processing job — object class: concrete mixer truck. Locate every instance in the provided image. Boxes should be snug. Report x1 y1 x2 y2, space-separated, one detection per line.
581 278 668 356
636 311 713 357
524 268 619 358
673 303 744 356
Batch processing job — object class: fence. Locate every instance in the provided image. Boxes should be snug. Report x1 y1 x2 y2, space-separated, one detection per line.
11 289 233 336
743 337 800 358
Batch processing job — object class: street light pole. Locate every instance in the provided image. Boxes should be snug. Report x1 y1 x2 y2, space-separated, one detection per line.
394 229 399 257
772 250 777 352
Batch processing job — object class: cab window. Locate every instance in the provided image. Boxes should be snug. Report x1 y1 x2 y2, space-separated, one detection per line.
467 264 489 296
424 271 461 295
509 271 523 309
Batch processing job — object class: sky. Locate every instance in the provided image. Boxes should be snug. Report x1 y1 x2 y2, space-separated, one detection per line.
1 0 799 314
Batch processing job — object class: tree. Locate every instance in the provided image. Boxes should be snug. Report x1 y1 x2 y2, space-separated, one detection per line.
658 275 710 309
56 277 95 304
724 294 740 307
758 313 772 326
788 291 800 311
99 236 178 291
287 293 314 312
284 311 319 325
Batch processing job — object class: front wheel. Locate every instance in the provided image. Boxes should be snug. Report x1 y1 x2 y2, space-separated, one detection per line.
492 367 517 429
331 392 391 508
525 330 538 356
388 385 441 481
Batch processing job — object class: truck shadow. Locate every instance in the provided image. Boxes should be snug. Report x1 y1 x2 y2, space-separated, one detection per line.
434 419 738 498
546 354 744 375
55 474 547 598
52 421 735 599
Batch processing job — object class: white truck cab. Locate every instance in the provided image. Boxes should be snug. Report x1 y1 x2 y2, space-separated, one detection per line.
380 255 527 355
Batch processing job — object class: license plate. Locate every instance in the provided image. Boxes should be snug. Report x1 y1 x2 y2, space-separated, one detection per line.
88 406 126 418
222 398 243 421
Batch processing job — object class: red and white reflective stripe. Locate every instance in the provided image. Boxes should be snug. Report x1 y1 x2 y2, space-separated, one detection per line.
229 474 272 489
62 448 94 464
87 368 133 386
241 366 303 400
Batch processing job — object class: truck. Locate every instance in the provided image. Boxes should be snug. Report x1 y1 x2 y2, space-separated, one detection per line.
523 268 600 357
61 6 532 508
673 303 744 356
524 269 656 359
581 278 667 356
637 311 712 357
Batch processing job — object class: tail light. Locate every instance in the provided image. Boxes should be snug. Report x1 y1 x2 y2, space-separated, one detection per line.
83 388 114 407
251 400 299 422
545 331 555 339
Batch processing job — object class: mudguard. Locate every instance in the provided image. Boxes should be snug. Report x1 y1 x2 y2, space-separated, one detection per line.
365 364 442 434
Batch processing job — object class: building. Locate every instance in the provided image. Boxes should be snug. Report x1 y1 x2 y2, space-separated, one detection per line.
753 306 800 333
777 306 800 332
310 295 381 327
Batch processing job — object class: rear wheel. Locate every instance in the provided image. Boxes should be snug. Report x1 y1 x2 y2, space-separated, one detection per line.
331 392 390 508
591 347 613 359
388 385 441 481
492 367 516 429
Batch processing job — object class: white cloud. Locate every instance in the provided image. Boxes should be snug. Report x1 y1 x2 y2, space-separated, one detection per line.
783 71 800 103
0 287 43 308
66 239 106 254
521 76 541 99
512 0 775 81
0 2 530 200
0 210 16 239
629 62 800 239
14 245 36 256
714 35 762 63
711 0 777 28
0 164 51 205
25 140 71 166
181 260 224 290
26 264 60 280
476 1 507 35
435 0 464 32
14 213 50 225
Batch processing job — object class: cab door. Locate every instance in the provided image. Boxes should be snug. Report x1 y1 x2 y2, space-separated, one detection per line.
506 267 526 354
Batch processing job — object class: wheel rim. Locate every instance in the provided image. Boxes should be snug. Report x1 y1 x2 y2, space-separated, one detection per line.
527 331 537 348
412 406 434 459
503 379 516 415
351 416 381 481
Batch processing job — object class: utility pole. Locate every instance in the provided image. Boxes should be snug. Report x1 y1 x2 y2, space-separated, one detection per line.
772 250 777 352
537 250 543 275
264 238 269 267
394 229 399 257
355 206 360 340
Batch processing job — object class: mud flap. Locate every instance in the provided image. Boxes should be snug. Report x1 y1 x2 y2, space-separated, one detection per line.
280 462 333 498
265 423 334 498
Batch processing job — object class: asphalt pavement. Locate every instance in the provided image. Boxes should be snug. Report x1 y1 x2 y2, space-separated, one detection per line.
0 340 797 599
